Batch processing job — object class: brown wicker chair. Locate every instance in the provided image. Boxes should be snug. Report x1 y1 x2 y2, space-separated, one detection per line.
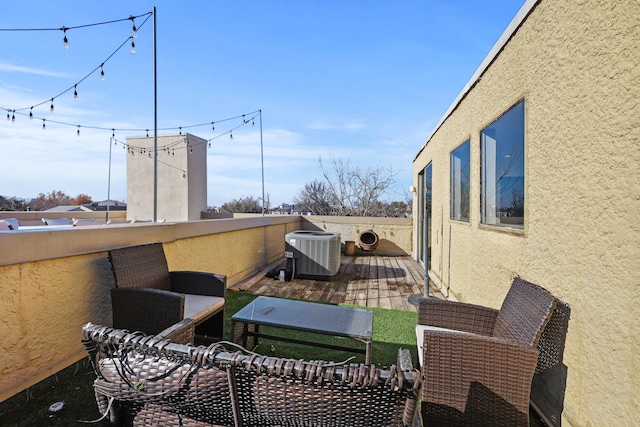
82 322 422 427
416 277 570 427
108 243 226 342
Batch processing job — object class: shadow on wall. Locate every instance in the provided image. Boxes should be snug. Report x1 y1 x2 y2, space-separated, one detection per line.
303 223 410 256
86 254 116 326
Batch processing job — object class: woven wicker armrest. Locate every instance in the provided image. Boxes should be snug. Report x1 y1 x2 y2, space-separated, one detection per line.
111 288 185 335
156 318 196 344
169 271 226 297
421 330 539 427
418 298 499 336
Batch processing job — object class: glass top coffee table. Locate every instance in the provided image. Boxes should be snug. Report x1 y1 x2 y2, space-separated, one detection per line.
231 296 374 363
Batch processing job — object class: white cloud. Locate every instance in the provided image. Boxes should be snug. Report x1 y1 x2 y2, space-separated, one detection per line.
0 62 71 78
306 119 365 131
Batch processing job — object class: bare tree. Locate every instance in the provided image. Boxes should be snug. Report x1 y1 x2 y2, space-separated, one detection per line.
293 180 333 215
296 156 398 217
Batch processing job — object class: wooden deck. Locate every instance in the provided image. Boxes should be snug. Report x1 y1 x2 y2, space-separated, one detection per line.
231 254 444 311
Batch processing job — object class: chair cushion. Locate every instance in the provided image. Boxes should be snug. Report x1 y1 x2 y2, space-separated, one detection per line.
183 294 225 324
415 324 475 367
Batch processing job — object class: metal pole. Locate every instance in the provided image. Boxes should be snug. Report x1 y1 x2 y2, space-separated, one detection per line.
259 109 265 216
106 136 113 222
152 6 158 222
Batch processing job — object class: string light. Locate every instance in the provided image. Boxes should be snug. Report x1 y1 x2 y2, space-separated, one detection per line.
1 12 152 118
130 39 135 54
42 119 46 129
29 107 33 119
62 27 68 50
77 125 81 136
129 16 137 38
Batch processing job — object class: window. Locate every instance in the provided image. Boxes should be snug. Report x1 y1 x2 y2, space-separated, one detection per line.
481 100 525 229
450 140 470 222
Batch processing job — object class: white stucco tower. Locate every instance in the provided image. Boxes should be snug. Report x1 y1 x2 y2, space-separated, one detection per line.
125 133 207 222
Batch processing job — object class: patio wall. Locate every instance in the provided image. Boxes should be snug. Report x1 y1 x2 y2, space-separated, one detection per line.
300 215 413 256
0 216 301 402
0 213 414 402
412 0 639 425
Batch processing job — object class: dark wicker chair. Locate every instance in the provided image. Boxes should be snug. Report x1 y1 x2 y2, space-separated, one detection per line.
82 323 422 427
416 277 570 427
108 243 226 342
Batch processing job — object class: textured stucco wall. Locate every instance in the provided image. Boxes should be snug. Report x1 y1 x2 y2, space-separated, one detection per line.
301 216 413 256
0 216 301 402
412 0 639 425
126 134 207 222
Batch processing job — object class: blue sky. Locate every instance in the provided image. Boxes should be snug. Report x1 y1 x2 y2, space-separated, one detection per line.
0 1 525 208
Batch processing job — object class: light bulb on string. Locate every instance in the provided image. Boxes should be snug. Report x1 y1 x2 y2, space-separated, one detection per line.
252 119 255 127
130 17 137 38
42 119 46 129
29 107 33 120
77 126 80 136
11 111 15 122
50 99 54 112
100 64 105 81
74 85 78 101
62 28 68 50
6 111 9 122
208 142 211 148
230 131 233 140
130 39 136 54
211 122 215 132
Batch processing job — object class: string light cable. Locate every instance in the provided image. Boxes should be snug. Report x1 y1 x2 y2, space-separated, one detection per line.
0 13 262 161
2 12 152 118
111 137 189 178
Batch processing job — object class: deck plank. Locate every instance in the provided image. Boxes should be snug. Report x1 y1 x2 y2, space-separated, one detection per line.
231 255 443 311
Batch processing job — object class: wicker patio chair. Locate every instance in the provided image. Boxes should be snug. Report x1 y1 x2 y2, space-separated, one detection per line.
416 277 570 427
81 322 422 427
108 243 226 342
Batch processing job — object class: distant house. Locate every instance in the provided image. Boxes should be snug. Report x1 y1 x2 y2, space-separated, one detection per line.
90 200 127 211
411 0 638 425
44 205 93 212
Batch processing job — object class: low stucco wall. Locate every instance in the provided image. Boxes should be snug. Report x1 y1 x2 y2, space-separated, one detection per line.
300 216 413 256
0 216 301 402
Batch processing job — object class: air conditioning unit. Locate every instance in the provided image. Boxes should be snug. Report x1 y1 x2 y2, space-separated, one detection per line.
285 231 341 280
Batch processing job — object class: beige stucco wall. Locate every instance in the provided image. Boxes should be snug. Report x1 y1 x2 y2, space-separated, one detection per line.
126 133 207 222
412 0 639 425
301 215 413 256
0 216 300 402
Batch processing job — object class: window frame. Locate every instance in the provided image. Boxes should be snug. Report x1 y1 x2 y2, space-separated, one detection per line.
450 139 471 222
480 99 525 230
